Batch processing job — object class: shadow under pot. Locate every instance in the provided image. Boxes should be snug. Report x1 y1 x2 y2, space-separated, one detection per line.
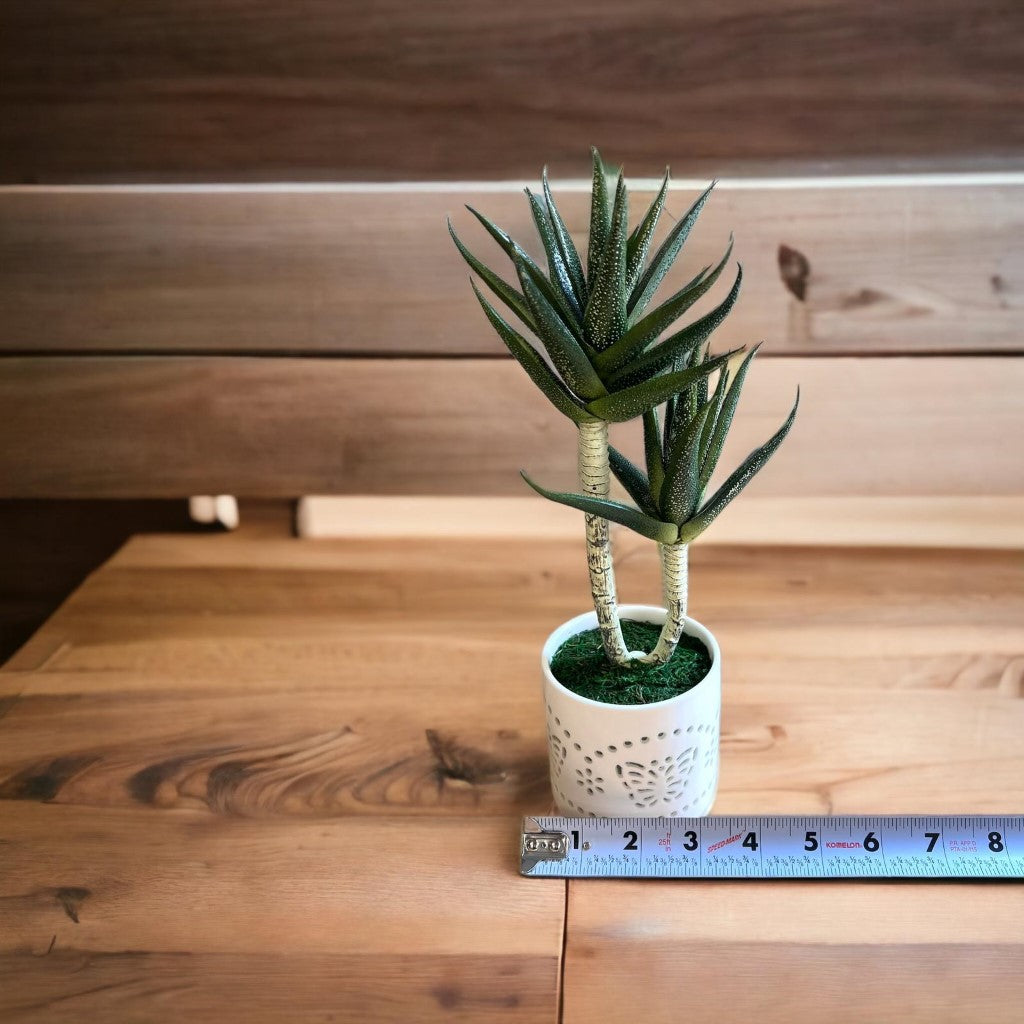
541 604 721 818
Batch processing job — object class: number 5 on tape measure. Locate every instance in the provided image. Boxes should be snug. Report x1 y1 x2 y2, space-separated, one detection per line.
520 815 1024 878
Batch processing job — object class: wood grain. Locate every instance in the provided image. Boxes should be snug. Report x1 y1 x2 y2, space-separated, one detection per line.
3 538 1022 815
2 529 1022 1020
1 1 1021 181
1 950 552 1023
1 182 1021 355
564 884 1024 1024
0 808 560 1023
1 356 1022 499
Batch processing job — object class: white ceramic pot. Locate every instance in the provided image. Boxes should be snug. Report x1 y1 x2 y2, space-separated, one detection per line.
541 604 721 818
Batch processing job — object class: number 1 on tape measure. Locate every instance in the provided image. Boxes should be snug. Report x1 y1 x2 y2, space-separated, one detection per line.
520 815 1024 878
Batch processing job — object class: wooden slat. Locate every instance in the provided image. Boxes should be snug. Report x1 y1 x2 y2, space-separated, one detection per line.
564 884 1024 1024
2 950 553 1024
1 355 1021 499
0 808 560 1023
1 1 1021 181
1 182 1022 355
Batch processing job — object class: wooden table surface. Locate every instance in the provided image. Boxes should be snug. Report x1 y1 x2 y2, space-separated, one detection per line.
2 528 1023 1022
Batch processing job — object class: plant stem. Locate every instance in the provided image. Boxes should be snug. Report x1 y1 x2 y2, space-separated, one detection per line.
642 542 689 665
577 420 631 666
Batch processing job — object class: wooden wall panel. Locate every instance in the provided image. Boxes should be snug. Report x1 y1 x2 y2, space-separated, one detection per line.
1 181 1021 356
0 356 1020 499
0 1 1021 183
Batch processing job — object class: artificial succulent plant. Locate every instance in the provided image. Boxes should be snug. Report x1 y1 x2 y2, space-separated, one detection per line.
450 150 798 668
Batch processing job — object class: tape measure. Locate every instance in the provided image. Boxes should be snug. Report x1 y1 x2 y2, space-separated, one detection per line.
520 815 1024 878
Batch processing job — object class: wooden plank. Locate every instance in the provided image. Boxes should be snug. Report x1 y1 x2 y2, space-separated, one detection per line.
296 496 1024 550
1 1 1021 181
0 673 553 819
4 539 1020 702
0 807 561 1023
7 534 1024 693
564 883 1024 1024
1 949 554 1023
1 355 1021 499
1 182 1022 356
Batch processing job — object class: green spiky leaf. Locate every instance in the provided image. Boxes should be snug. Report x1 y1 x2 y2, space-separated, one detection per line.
465 204 583 337
586 148 612 285
471 282 595 424
515 258 606 402
595 263 710 376
585 350 733 423
448 218 534 331
680 388 801 542
683 344 710 430
525 188 583 320
643 408 665 500
697 363 730 478
607 266 742 393
542 167 587 309
661 398 715 525
662 343 704 461
584 172 628 351
699 343 761 491
626 170 669 294
608 445 661 518
629 181 715 317
521 471 678 543
604 244 736 383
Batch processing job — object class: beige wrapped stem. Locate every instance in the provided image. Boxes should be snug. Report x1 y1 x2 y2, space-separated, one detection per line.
541 605 721 818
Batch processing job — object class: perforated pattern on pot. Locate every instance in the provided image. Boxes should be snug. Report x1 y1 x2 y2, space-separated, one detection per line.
546 708 720 816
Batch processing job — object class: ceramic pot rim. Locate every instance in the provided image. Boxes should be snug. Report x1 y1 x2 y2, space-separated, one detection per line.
540 603 720 712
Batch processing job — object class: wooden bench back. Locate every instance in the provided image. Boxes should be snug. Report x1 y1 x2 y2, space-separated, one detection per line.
1 2 1021 500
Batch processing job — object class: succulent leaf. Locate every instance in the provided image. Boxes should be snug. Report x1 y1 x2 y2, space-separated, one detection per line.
661 398 716 525
595 263 710 376
584 172 629 351
663 343 701 459
684 344 710 429
515 258 607 401
542 167 587 308
606 263 742 389
629 181 716 318
697 364 731 481
521 471 678 543
448 218 535 330
679 389 801 542
699 343 761 491
643 408 665 500
471 282 596 423
525 188 583 320
586 148 612 286
626 170 669 294
466 204 583 337
606 242 735 377
585 350 733 423
608 445 661 518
